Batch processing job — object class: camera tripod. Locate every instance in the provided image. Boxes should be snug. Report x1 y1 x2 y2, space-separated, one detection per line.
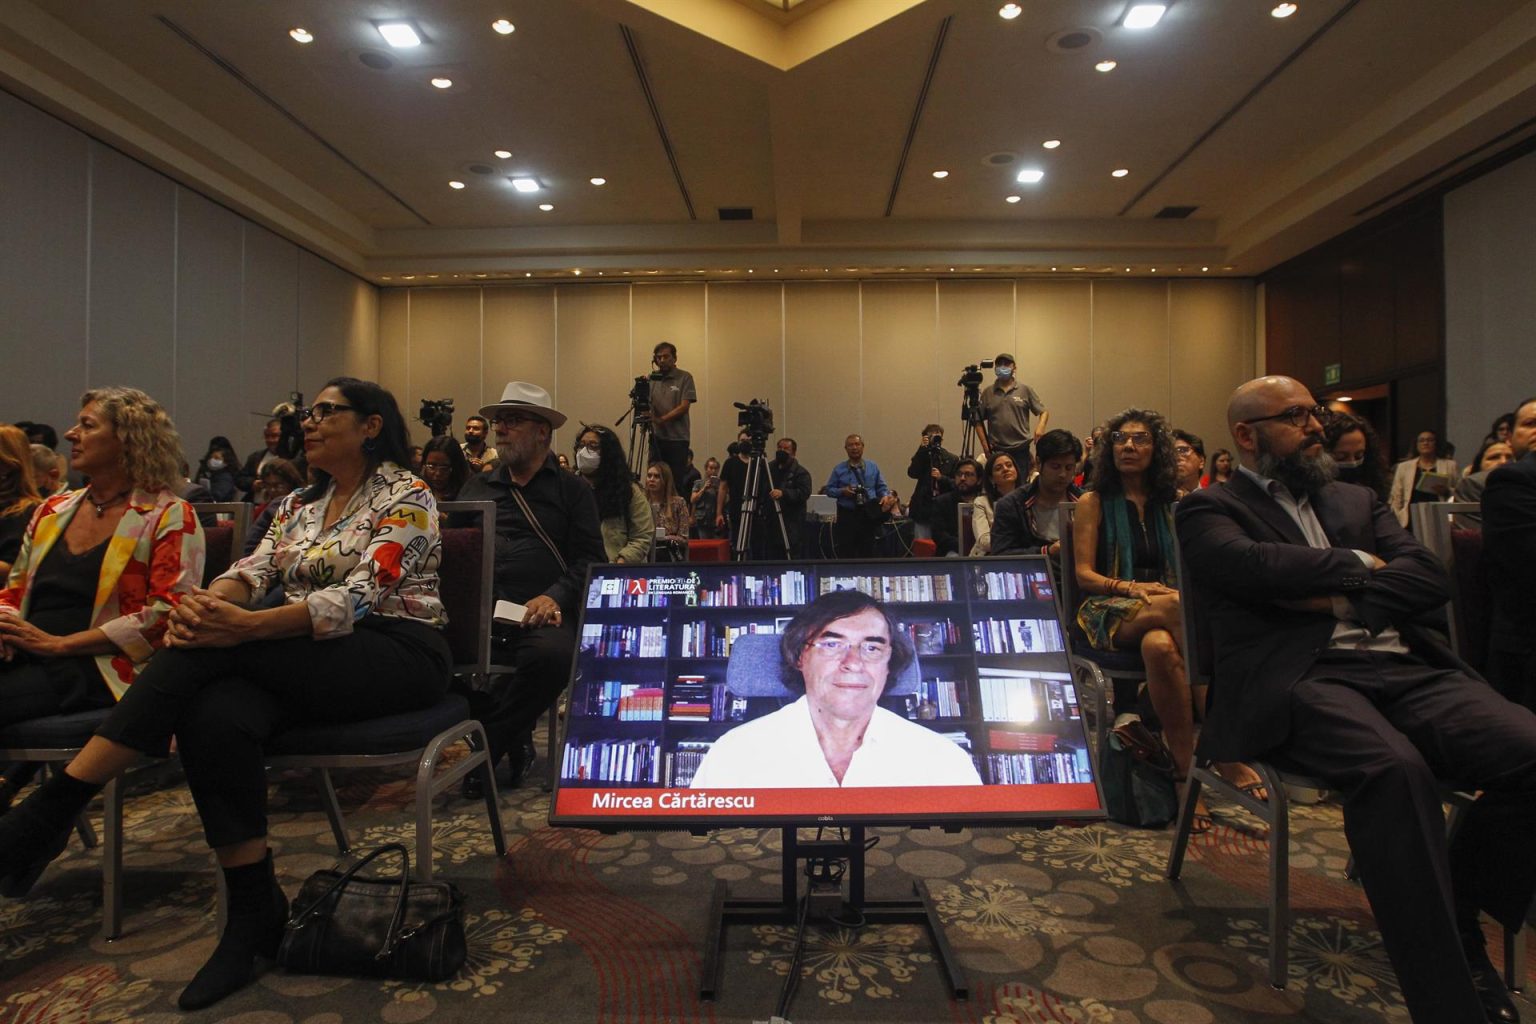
732 444 792 562
958 385 991 462
615 402 653 482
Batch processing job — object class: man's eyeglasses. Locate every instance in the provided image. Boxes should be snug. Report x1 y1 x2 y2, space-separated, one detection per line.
1242 404 1331 429
1110 430 1153 448
806 637 891 662
299 402 354 423
490 412 542 428
1173 444 1196 457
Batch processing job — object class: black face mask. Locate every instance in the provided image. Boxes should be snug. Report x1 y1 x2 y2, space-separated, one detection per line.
1335 464 1362 484
774 450 790 464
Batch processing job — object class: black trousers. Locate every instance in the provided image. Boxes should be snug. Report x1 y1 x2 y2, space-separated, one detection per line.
833 507 879 558
472 624 575 769
1488 644 1536 715
648 437 690 497
1268 651 1536 1024
95 619 450 849
0 653 113 727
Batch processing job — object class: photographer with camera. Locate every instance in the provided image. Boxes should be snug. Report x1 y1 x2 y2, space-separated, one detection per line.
460 415 498 474
824 434 898 558
906 423 958 543
646 342 697 488
980 353 1048 474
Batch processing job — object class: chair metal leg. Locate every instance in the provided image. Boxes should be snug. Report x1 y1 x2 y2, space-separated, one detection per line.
544 697 561 792
1505 924 1527 993
100 778 124 940
1165 772 1204 881
312 768 350 855
415 720 510 883
1263 765 1291 989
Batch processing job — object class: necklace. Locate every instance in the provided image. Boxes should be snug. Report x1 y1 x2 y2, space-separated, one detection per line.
86 488 130 518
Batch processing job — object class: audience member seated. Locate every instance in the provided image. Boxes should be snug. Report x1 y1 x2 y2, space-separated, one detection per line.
1178 375 1536 1024
0 388 204 813
824 433 898 559
242 459 306 557
29 444 66 497
691 456 722 538
236 419 284 501
556 452 572 473
1172 429 1205 496
1455 438 1515 506
1324 412 1390 502
989 429 1082 557
644 461 690 560
1388 428 1458 527
195 436 241 503
1073 408 1260 831
575 424 652 563
931 458 982 556
970 450 1021 555
406 445 423 474
453 382 606 788
1483 411 1515 450
769 438 813 558
1074 426 1104 489
0 425 43 579
1484 395 1536 714
1204 447 1234 487
0 377 450 1012
906 423 958 543
420 434 471 508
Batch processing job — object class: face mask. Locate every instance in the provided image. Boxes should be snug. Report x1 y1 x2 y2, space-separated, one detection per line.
1333 456 1364 469
207 457 227 471
775 450 790 463
994 366 1013 379
575 448 601 473
1335 464 1363 484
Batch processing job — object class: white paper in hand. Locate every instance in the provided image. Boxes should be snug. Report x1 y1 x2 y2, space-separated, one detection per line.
493 600 528 625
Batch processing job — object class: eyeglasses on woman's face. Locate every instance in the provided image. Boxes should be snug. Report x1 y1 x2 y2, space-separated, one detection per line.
299 402 354 424
1110 430 1153 448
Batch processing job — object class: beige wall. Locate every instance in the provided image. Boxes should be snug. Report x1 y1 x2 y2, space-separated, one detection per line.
0 89 378 462
380 278 1256 487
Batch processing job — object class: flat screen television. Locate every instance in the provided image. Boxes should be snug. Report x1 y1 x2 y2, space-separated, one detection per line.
548 557 1104 829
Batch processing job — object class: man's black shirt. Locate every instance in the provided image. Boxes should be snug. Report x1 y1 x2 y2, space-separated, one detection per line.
452 454 606 616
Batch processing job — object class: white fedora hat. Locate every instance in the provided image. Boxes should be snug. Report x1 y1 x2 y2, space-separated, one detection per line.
479 381 567 429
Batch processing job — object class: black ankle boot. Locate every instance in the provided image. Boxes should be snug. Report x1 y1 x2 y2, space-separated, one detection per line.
0 770 101 896
179 852 289 1011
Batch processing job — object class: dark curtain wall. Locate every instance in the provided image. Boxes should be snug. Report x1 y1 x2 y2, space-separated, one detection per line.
1261 200 1445 458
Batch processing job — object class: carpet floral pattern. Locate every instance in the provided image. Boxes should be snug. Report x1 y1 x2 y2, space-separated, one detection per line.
0 756 1529 1023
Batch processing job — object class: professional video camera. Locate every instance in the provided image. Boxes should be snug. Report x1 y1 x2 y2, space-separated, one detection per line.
270 392 305 460
728 399 775 457
956 359 995 389
418 398 455 438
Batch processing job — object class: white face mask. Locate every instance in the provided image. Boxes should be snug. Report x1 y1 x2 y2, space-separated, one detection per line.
207 457 227 471
575 448 601 473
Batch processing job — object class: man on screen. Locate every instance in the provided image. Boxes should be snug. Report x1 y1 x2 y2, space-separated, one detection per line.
690 591 982 788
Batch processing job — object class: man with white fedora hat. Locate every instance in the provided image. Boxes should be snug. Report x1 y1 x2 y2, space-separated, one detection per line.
454 382 605 789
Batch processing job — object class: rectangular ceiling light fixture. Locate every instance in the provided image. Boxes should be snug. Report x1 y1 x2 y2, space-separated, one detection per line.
375 20 423 48
1124 4 1167 29
510 177 541 192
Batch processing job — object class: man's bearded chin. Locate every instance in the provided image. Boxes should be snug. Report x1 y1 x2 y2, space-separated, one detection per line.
1256 432 1337 496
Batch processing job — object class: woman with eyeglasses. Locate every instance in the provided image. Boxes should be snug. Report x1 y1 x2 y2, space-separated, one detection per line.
1073 408 1260 829
419 434 471 507
970 450 1021 555
1387 428 1459 527
0 377 449 1011
574 424 653 564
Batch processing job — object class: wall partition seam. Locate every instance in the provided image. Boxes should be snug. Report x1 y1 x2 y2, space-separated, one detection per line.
478 287 485 410
552 287 560 426
780 284 787 436
404 289 412 414
83 142 93 381
1166 281 1173 426
702 283 710 460
1088 280 1096 427
171 188 180 416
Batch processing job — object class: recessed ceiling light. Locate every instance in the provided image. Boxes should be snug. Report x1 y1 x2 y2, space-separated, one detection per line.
1016 169 1044 183
430 77 453 89
448 180 465 189
375 21 422 48
525 272 532 277
493 149 512 159
1095 59 1118 72
402 274 416 280
491 19 516 35
573 269 582 276
999 3 1023 19
1005 195 1021 203
289 27 314 44
538 203 554 211
1050 267 1057 271
1111 168 1130 177
1123 4 1167 30
747 269 754 273
511 177 540 192
1125 267 1132 272
1335 395 1353 402
1042 139 1061 149
932 170 949 179
1271 3 1298 17
1202 266 1209 271
589 177 607 186
1150 267 1157 272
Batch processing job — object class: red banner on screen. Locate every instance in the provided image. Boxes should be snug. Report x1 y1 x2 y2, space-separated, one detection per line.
555 783 1101 818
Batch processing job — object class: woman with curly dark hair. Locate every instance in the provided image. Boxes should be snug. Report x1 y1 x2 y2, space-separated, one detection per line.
419 434 471 505
574 424 653 563
1073 408 1257 826
1324 412 1389 502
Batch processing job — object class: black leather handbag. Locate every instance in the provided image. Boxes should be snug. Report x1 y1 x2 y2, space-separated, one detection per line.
277 844 467 982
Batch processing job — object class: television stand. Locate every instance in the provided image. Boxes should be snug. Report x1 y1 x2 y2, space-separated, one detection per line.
697 825 968 1001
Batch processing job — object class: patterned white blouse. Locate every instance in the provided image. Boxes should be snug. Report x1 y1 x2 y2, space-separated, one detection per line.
219 462 446 638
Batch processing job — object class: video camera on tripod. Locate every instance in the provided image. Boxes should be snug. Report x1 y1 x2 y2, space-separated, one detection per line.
269 392 305 460
628 372 665 415
725 399 789 561
418 398 455 438
955 359 996 459
728 399 775 457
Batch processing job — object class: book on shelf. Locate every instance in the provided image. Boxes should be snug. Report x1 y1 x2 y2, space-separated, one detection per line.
903 678 966 720
562 737 661 784
676 619 782 658
988 728 1059 752
667 675 733 722
984 750 1089 785
900 619 958 655
971 617 1064 655
977 669 1079 723
694 571 809 607
580 623 667 658
972 568 1055 602
585 576 680 609
666 739 716 787
818 572 955 603
583 681 666 721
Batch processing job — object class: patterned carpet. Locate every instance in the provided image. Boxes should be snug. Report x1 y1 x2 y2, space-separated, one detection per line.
1 750 1530 1024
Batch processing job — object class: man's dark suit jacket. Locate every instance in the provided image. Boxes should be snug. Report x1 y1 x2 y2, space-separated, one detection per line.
1175 472 1462 762
1483 450 1536 658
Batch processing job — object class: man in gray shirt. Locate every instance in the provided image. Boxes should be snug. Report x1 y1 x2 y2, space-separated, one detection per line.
979 352 1048 474
647 341 697 489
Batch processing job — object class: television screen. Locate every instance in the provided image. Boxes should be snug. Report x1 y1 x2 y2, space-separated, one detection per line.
548 557 1104 828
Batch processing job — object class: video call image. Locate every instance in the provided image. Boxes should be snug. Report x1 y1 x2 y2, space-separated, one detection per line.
550 559 1102 827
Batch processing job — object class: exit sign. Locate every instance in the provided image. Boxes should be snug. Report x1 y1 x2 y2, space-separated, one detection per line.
1323 363 1342 386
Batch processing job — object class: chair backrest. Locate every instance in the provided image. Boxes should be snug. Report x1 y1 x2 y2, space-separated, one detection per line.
436 500 495 677
1057 504 1083 641
724 631 922 697
1413 500 1487 670
202 525 235 586
958 501 976 555
192 501 251 540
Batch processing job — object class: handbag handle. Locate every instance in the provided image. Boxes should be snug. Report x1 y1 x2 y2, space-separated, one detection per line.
287 843 414 959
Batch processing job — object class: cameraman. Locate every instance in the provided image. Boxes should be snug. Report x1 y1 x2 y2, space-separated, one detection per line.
824 434 897 558
769 438 812 557
461 415 499 474
980 352 1048 474
715 430 774 558
906 423 958 542
647 342 696 489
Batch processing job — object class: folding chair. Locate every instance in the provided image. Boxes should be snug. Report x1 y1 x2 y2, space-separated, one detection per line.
191 502 251 585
